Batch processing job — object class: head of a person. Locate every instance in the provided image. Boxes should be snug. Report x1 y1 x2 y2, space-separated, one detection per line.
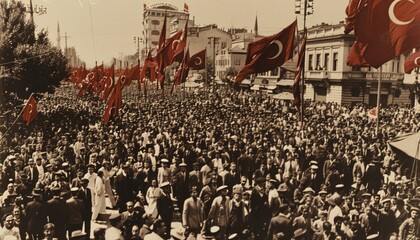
43 223 55 240
190 186 198 199
410 208 419 219
28 158 34 166
323 221 332 234
36 157 42 165
109 213 122 228
2 213 14 229
153 219 166 237
131 225 140 238
126 201 134 213
7 183 14 194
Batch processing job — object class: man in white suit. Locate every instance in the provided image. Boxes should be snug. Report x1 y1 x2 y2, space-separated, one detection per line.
182 186 204 235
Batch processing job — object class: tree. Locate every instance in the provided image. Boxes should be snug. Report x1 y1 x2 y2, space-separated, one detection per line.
0 0 69 103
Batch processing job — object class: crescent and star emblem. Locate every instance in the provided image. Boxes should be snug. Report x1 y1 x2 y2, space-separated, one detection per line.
28 103 33 115
388 0 415 25
267 40 283 60
172 40 180 50
194 57 202 65
414 56 420 66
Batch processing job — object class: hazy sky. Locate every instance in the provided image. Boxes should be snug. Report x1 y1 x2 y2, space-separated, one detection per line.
28 0 348 67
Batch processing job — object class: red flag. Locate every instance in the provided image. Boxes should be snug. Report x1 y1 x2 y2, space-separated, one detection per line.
245 34 277 65
347 40 370 67
104 78 122 124
174 49 190 85
172 22 188 63
235 20 297 84
22 95 38 125
140 52 157 83
293 30 307 106
188 49 206 70
344 0 368 34
351 0 420 68
157 31 183 73
184 3 189 12
368 107 377 118
159 13 167 50
404 51 420 74
126 64 140 85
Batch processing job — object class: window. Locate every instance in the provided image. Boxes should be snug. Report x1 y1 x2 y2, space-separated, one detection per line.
333 52 338 71
324 53 330 70
151 12 155 16
234 59 241 65
151 20 160 25
151 30 160 35
151 41 158 46
308 54 313 70
396 62 400 73
316 54 321 70
352 66 361 71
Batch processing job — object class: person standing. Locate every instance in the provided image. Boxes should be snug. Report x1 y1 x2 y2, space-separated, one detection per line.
174 162 189 213
66 187 84 237
115 163 135 213
92 170 106 222
156 182 173 238
208 185 230 240
182 186 204 236
249 177 270 240
228 186 248 237
26 190 48 240
78 178 92 239
46 187 68 239
98 161 117 208
0 213 21 240
399 207 419 240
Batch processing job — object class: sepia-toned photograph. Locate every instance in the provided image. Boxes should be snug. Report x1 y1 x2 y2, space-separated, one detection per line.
0 0 419 239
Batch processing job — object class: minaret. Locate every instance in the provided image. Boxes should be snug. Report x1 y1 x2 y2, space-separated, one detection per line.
57 21 61 50
254 15 259 37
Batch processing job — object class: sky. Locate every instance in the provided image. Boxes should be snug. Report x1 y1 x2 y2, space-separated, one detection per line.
27 0 348 68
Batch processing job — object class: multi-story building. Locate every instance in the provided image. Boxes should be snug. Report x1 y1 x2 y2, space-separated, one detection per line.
142 3 189 60
251 22 411 106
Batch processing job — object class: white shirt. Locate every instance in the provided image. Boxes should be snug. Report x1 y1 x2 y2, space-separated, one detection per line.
36 165 44 180
144 232 164 240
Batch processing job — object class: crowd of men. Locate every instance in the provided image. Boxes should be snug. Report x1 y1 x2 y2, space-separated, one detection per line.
0 86 419 240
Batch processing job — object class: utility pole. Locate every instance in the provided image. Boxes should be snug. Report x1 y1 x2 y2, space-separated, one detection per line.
208 36 219 91
295 0 314 126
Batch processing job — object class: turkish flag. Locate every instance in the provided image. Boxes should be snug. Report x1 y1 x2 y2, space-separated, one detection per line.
140 52 157 83
368 107 377 118
159 13 167 50
188 49 206 70
404 51 420 74
235 20 297 84
352 0 420 68
157 31 182 74
172 49 190 94
245 34 277 65
172 22 188 63
293 30 307 106
104 78 122 124
347 40 370 67
22 95 38 126
344 0 368 34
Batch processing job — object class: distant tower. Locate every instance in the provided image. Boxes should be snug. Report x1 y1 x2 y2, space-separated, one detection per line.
254 15 259 37
57 21 61 49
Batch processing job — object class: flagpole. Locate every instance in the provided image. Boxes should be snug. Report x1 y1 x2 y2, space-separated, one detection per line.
205 47 208 99
376 66 382 135
180 42 190 101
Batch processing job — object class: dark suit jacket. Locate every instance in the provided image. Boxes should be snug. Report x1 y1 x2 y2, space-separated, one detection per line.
78 187 92 220
24 166 39 186
156 193 173 223
267 214 293 239
312 232 337 240
47 197 68 237
25 199 48 234
174 171 189 205
224 171 240 193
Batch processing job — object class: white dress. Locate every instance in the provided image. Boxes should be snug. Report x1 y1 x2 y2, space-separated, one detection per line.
92 176 106 220
145 187 162 219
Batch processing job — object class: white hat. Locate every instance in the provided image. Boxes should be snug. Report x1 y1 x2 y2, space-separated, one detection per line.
217 185 228 192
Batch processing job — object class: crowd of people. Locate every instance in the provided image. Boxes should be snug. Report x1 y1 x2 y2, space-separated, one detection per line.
0 84 419 240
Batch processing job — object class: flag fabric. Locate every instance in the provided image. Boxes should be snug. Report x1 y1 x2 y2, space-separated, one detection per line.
158 12 167 50
245 34 277 65
174 48 190 85
404 51 420 74
172 22 188 63
344 0 368 34
188 49 206 70
140 52 157 83
157 31 183 72
184 3 189 12
349 0 420 68
293 30 307 106
235 20 297 84
347 40 370 67
104 78 122 124
157 11 168 81
22 95 38 125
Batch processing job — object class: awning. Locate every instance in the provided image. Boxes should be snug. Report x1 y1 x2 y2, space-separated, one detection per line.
272 92 294 100
389 132 420 160
251 85 260 91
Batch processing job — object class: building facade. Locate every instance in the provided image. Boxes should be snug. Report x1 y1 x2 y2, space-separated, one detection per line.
304 22 410 106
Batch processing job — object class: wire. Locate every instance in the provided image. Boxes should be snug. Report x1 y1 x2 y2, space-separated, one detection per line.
0 51 54 66
88 1 97 61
